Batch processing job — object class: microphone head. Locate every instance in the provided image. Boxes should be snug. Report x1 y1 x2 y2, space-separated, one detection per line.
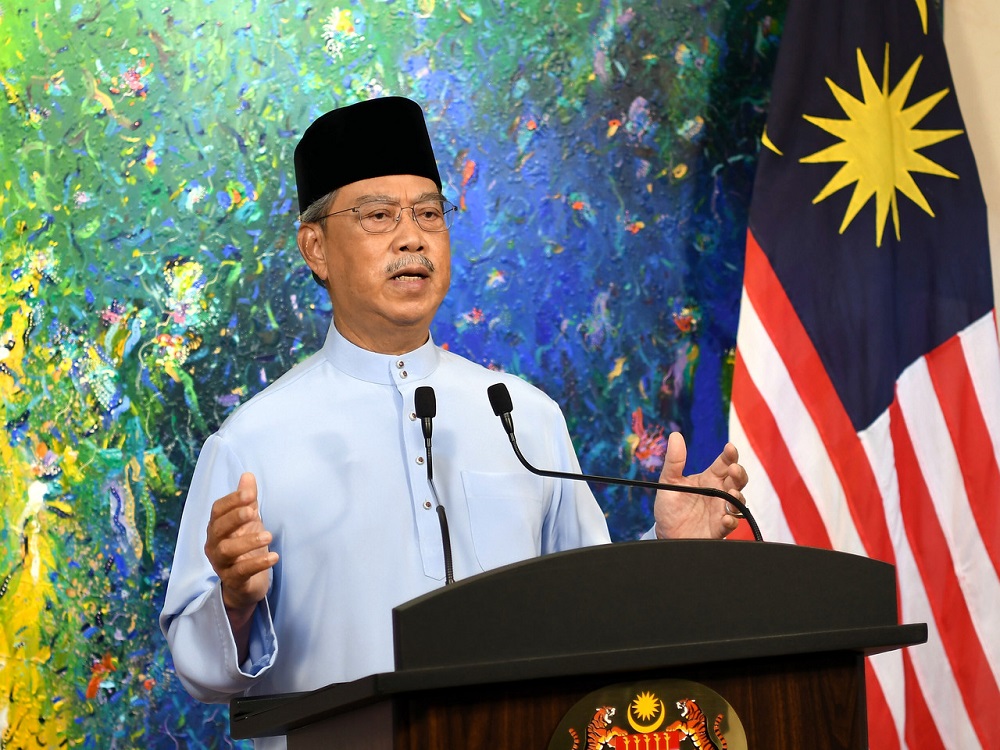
414 386 436 419
487 383 513 416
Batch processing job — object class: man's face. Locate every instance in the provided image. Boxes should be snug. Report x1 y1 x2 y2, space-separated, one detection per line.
297 174 451 354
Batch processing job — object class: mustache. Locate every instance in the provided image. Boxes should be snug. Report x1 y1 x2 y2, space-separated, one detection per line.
385 255 435 276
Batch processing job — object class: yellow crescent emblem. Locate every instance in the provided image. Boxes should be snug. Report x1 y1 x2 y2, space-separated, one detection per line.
761 126 783 156
627 697 666 733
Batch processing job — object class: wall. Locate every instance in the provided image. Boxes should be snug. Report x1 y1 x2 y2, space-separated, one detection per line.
945 0 1000 313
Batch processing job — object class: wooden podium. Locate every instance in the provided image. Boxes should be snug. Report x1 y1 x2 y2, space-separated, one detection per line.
230 541 926 749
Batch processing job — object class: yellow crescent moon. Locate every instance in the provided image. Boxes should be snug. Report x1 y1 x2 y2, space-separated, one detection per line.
627 699 666 733
761 126 783 156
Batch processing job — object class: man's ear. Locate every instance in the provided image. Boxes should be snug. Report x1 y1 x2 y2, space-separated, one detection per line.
297 222 328 284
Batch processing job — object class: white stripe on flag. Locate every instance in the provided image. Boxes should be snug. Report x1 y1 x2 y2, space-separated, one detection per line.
735 289 866 554
896 354 1000 683
861 412 980 750
727 406 796 544
960 315 1000 468
864 650 906 747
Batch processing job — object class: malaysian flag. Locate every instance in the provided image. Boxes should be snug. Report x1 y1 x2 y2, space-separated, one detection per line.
728 0 1000 747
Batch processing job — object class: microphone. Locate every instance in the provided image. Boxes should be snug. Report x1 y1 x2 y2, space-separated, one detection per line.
414 386 455 584
486 383 763 542
414 386 436 481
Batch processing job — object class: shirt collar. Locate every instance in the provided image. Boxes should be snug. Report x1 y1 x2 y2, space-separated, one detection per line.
320 319 440 384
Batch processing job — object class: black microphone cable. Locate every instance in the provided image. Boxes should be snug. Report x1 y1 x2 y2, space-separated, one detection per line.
414 386 456 584
487 383 763 542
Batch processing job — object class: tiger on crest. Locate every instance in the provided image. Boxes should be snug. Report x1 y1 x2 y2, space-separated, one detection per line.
663 698 728 750
567 705 628 750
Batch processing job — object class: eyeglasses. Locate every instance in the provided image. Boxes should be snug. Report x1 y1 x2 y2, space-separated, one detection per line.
316 199 457 234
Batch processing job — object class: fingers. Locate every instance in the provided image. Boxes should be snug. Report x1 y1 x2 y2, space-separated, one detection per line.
206 474 266 555
719 511 740 536
204 472 277 610
208 473 260 538
704 442 738 482
652 432 753 540
206 526 274 585
236 471 257 496
658 432 689 483
726 453 749 492
224 546 279 587
212 528 274 567
209 473 257 517
698 444 749 509
208 504 259 544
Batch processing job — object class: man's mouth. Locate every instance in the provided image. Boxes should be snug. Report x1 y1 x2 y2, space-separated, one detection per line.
390 268 430 281
387 257 435 280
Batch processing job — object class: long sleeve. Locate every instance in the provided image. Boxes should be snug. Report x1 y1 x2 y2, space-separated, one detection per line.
541 406 615 553
159 434 278 702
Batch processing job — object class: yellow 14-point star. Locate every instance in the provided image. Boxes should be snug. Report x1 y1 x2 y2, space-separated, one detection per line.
799 44 962 247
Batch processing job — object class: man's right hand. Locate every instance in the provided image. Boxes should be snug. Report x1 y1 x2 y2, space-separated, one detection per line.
204 472 278 654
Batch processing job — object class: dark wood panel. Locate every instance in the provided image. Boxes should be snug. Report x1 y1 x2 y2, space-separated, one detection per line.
393 652 865 750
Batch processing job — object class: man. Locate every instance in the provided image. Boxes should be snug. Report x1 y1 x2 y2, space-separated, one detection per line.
160 97 748 745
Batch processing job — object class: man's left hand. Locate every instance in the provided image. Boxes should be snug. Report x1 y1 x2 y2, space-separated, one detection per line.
653 432 749 540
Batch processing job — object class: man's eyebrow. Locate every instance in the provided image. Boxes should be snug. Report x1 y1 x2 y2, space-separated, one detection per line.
415 191 447 203
352 191 447 204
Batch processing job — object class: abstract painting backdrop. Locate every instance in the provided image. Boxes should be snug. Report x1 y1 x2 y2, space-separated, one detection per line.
0 1 782 746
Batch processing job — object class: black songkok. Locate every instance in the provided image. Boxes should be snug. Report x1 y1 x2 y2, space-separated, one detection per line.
293 97 442 214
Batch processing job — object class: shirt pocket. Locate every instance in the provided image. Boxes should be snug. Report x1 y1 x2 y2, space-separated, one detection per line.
461 471 546 572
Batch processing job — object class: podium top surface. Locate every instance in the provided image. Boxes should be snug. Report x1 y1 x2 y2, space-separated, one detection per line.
392 539 915 672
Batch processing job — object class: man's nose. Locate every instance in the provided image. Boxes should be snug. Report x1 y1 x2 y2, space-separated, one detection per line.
393 210 425 251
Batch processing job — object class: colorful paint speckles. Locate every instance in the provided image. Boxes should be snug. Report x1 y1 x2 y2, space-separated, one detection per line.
0 1 784 746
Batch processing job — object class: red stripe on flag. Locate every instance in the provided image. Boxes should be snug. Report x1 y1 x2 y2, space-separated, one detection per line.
731 352 830 548
900 649 946 749
888 398 1000 749
743 230 896 563
924 335 1000 579
741 231 908 746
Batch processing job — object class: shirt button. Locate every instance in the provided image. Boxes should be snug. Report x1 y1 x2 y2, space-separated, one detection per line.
416 456 425 465
396 360 405 369
409 412 417 421
400 371 408 379
423 500 432 510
